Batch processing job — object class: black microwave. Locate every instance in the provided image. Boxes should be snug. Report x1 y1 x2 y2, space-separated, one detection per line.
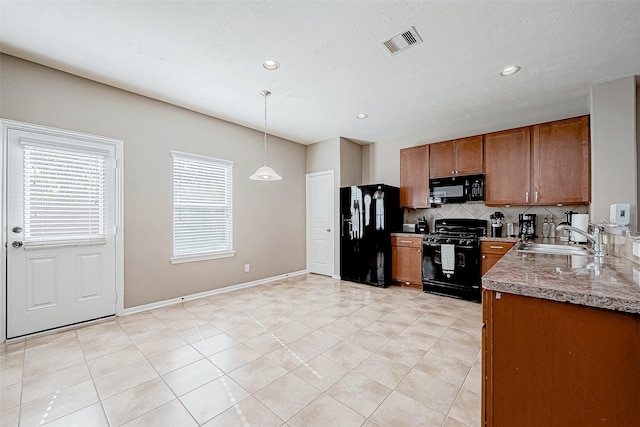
429 174 484 204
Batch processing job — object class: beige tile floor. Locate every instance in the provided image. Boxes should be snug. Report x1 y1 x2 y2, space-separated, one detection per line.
0 274 482 427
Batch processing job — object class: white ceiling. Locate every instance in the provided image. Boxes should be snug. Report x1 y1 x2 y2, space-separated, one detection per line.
1 1 639 148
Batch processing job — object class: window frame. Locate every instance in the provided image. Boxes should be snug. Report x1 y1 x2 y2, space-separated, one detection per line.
170 150 234 264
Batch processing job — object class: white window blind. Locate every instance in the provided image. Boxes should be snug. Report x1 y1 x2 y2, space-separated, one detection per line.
23 144 106 246
172 151 234 262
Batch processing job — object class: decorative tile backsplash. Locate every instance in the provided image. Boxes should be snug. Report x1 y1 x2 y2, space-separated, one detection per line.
404 203 589 237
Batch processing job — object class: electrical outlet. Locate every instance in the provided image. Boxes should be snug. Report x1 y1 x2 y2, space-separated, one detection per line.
633 241 640 258
244 264 250 273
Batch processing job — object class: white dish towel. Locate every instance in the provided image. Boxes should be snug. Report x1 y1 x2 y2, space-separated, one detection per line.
441 244 456 273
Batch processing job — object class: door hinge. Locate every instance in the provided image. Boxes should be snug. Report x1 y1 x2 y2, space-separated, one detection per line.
114 292 118 302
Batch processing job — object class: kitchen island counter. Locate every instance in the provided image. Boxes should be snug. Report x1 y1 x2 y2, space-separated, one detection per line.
482 239 640 314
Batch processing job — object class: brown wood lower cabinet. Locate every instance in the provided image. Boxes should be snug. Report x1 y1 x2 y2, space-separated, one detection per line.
482 290 640 427
480 241 515 275
391 235 422 289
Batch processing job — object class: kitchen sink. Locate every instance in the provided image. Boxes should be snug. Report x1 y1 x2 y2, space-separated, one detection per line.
516 242 594 256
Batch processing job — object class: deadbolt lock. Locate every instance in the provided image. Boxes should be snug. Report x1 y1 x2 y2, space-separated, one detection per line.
12 241 23 248
12 226 23 233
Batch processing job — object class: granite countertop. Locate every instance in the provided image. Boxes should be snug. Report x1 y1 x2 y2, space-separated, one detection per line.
480 236 519 243
482 239 640 315
391 232 423 238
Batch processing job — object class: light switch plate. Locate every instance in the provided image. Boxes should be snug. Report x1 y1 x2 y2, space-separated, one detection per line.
633 241 640 257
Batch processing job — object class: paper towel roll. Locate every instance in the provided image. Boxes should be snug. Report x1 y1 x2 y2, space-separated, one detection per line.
571 214 589 242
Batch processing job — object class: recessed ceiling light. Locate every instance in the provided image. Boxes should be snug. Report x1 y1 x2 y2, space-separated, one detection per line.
500 65 521 76
356 113 368 119
262 59 280 70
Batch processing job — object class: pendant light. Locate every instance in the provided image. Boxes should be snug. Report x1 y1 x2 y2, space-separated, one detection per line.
250 90 282 180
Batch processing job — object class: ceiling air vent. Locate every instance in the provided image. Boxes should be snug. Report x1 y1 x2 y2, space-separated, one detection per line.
381 26 423 56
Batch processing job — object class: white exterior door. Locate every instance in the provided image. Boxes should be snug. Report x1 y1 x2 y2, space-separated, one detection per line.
5 124 118 339
306 171 334 276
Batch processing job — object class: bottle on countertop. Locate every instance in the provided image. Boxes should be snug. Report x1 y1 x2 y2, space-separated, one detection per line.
548 217 556 238
542 215 550 238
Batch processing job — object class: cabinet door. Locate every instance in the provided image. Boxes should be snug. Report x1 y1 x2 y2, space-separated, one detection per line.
429 140 456 178
484 127 531 205
392 244 422 285
532 116 590 205
455 135 484 175
400 145 430 208
484 291 640 426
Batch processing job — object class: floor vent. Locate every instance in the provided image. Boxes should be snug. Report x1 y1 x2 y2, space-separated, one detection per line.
381 26 423 56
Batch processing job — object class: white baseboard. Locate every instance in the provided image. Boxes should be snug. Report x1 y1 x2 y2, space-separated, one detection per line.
123 269 308 316
332 274 341 280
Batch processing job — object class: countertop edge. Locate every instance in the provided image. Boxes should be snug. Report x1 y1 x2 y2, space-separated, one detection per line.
482 277 640 315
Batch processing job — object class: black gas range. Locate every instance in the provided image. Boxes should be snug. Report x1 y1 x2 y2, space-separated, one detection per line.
422 218 488 302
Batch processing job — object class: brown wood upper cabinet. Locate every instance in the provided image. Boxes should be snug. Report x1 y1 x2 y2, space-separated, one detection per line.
400 145 430 208
429 135 483 178
484 116 590 206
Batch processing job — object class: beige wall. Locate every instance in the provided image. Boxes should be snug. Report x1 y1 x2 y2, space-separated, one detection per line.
637 82 640 225
361 144 372 184
339 138 362 187
306 137 339 175
590 76 638 227
0 54 307 308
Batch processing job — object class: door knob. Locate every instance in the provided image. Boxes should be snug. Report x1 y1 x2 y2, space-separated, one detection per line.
12 241 23 248
326 228 331 232
12 226 23 233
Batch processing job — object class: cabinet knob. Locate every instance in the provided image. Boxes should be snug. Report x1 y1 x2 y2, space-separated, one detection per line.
482 255 486 259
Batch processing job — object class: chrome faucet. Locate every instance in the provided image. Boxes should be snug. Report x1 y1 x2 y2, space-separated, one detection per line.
555 223 606 256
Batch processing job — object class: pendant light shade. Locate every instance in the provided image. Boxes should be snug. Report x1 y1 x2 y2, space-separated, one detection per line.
250 90 282 181
250 165 282 181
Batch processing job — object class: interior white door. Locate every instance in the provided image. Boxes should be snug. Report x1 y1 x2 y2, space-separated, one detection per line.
6 127 117 338
306 171 334 276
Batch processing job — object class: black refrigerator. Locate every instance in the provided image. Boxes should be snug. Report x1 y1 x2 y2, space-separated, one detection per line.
340 184 402 288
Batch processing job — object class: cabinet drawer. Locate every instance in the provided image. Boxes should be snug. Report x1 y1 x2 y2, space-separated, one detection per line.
481 241 515 255
391 236 422 248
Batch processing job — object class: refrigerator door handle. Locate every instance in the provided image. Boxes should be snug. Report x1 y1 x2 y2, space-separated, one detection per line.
342 215 352 237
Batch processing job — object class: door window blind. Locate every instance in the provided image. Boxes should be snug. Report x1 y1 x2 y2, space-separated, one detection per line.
23 144 106 246
172 151 234 262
